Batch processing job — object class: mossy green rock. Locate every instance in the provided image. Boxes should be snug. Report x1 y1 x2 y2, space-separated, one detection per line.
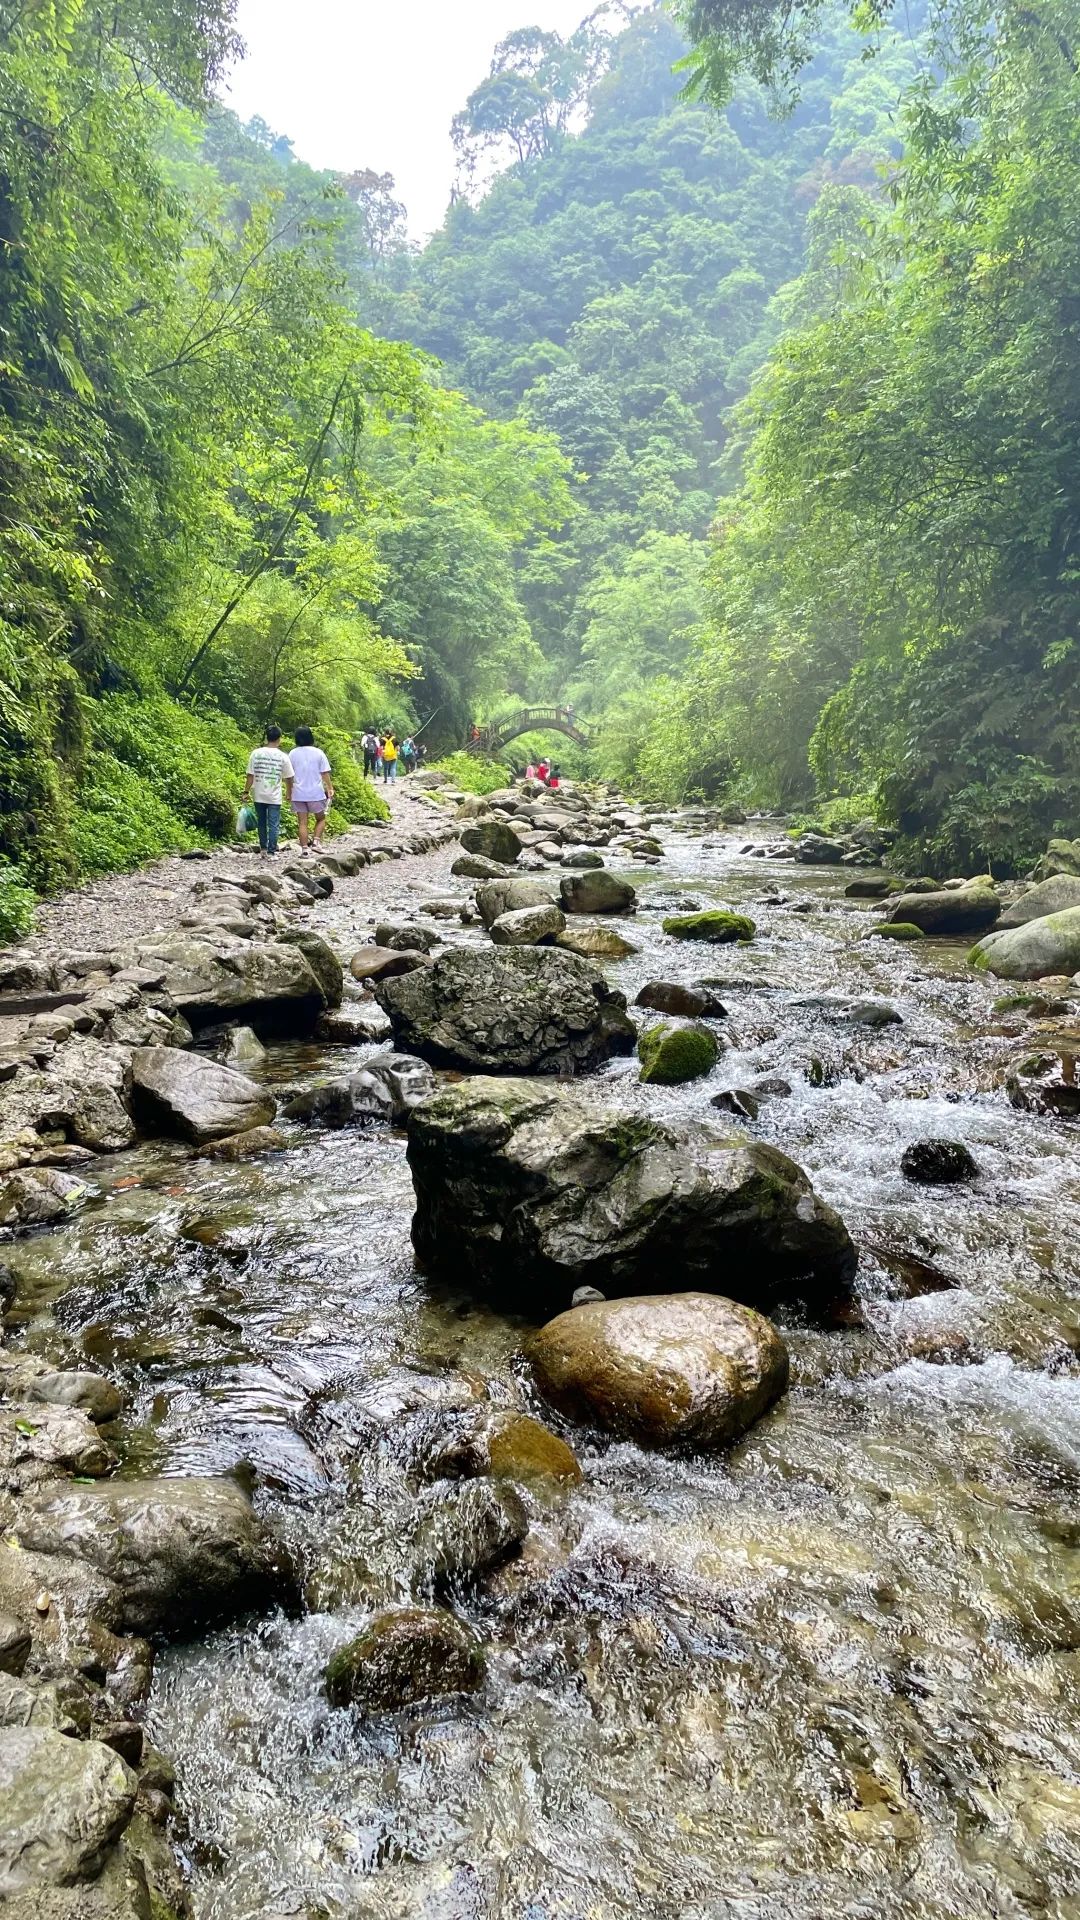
325 1607 484 1712
866 922 927 942
969 906 1080 979
638 1023 719 1085
662 910 754 945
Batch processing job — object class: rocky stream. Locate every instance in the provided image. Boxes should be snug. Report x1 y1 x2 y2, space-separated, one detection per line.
1 780 1079 1920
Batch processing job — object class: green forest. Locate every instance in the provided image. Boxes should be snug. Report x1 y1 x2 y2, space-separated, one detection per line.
2 0 1079 937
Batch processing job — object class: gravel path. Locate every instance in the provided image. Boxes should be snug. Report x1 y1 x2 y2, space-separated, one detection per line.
20 780 452 964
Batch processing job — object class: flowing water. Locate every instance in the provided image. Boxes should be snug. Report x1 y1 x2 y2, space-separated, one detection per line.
6 823 1080 1919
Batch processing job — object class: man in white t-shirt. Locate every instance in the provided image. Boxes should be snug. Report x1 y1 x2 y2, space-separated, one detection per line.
243 725 294 857
289 726 334 853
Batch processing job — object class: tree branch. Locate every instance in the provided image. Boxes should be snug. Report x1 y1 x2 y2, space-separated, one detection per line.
173 370 351 694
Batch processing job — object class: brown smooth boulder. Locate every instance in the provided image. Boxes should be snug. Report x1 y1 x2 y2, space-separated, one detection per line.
528 1292 788 1451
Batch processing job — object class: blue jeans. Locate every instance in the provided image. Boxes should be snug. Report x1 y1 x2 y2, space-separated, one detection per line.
255 802 280 852
382 759 397 782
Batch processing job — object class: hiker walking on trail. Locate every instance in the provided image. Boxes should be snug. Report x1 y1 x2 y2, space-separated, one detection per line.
244 725 294 857
381 731 399 783
361 728 378 778
290 726 333 854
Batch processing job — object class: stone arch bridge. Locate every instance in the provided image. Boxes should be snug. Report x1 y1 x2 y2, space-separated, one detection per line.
467 706 590 755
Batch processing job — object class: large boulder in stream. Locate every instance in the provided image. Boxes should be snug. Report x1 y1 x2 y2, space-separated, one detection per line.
129 1047 275 1145
375 947 635 1076
407 1077 857 1313
559 870 636 915
134 931 338 1031
882 883 1000 936
998 874 1080 928
528 1292 789 1452
969 907 1080 979
475 877 555 929
0 1726 137 1891
14 1476 294 1638
458 820 523 866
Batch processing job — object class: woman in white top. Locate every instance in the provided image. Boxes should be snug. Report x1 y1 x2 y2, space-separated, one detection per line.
289 726 334 853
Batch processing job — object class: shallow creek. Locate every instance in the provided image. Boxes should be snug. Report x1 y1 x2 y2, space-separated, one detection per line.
6 823 1080 1919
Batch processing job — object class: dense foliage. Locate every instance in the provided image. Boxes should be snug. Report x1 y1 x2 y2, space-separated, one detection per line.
0 0 567 906
659 0 1080 870
6 0 1076 908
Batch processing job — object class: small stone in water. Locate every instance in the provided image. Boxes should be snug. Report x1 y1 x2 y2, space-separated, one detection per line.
900 1139 979 1185
711 1088 760 1120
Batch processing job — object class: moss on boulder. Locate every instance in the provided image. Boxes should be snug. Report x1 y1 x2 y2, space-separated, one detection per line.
638 1023 719 1085
661 910 754 944
865 922 927 942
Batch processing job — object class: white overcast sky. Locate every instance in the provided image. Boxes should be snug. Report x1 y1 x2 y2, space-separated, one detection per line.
223 0 591 238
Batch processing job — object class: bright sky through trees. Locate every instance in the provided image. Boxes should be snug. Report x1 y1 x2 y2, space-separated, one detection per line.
226 0 590 235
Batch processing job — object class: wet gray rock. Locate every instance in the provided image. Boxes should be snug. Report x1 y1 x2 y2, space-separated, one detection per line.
794 834 848 864
222 1024 267 1070
419 1407 581 1486
450 853 513 881
885 884 1000 936
490 904 566 947
635 981 727 1019
710 1088 760 1120
315 1002 392 1045
325 1608 484 1713
0 1168 92 1233
376 947 635 1076
560 848 604 869
474 877 556 930
0 1727 136 1891
459 820 523 866
134 932 333 1031
199 1124 287 1160
529 1292 789 1451
129 1048 275 1146
0 1402 115 1481
999 875 1080 928
408 1077 857 1314
374 922 439 953
901 1139 979 1185
285 1054 434 1128
276 928 344 1008
847 999 903 1029
559 871 636 916
1005 1047 1080 1118
349 1051 436 1125
10 1369 123 1425
845 876 893 898
407 1481 528 1593
14 1475 294 1638
0 1617 31 1678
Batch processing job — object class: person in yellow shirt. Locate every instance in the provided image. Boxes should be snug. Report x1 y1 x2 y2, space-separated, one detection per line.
381 731 399 783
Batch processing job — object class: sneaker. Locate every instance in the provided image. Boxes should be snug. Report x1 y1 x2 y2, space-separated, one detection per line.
300 846 310 857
